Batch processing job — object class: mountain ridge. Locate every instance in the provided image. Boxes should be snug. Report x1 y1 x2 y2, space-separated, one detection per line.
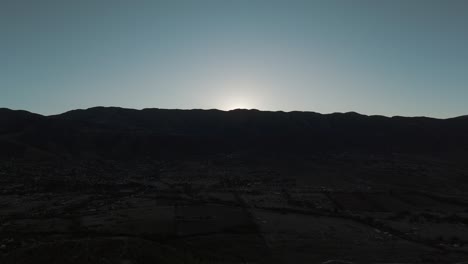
47 106 467 120
1 106 468 159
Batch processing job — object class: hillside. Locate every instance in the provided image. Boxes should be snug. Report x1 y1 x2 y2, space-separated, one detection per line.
1 107 468 159
2 107 468 263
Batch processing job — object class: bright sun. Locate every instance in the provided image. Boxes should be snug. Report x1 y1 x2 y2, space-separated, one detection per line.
209 77 264 111
223 98 253 110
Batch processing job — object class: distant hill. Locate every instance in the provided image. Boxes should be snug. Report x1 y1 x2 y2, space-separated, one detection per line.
1 107 468 159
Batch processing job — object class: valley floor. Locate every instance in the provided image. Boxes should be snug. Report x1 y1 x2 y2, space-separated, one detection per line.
2 153 468 263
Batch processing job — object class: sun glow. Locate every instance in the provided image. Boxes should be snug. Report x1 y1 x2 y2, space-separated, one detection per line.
202 71 271 111
219 91 261 110
224 99 252 110
213 79 264 111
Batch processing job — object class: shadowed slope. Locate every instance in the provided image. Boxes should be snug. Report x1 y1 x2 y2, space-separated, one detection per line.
1 107 467 159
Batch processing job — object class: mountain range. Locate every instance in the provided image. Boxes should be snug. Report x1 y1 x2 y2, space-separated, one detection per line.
1 107 468 159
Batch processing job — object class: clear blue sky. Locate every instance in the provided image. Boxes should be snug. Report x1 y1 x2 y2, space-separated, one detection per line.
1 0 467 117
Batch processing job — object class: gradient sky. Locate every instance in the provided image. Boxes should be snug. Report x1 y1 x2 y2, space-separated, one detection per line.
1 0 468 117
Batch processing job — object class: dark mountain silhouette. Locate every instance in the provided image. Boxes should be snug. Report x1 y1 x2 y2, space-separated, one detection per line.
1 106 468 159
3 107 468 263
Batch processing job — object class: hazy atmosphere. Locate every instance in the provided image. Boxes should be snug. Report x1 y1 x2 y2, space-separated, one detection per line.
2 0 468 116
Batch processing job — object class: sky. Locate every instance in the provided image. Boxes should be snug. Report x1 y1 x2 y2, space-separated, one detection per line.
1 0 468 117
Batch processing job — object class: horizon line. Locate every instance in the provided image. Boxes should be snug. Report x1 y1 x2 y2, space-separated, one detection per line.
1 106 467 120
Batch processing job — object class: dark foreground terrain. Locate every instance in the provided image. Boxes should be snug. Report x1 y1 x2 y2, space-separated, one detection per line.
1 107 468 263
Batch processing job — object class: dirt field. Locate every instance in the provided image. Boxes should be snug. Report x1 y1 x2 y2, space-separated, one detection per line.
2 153 468 263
